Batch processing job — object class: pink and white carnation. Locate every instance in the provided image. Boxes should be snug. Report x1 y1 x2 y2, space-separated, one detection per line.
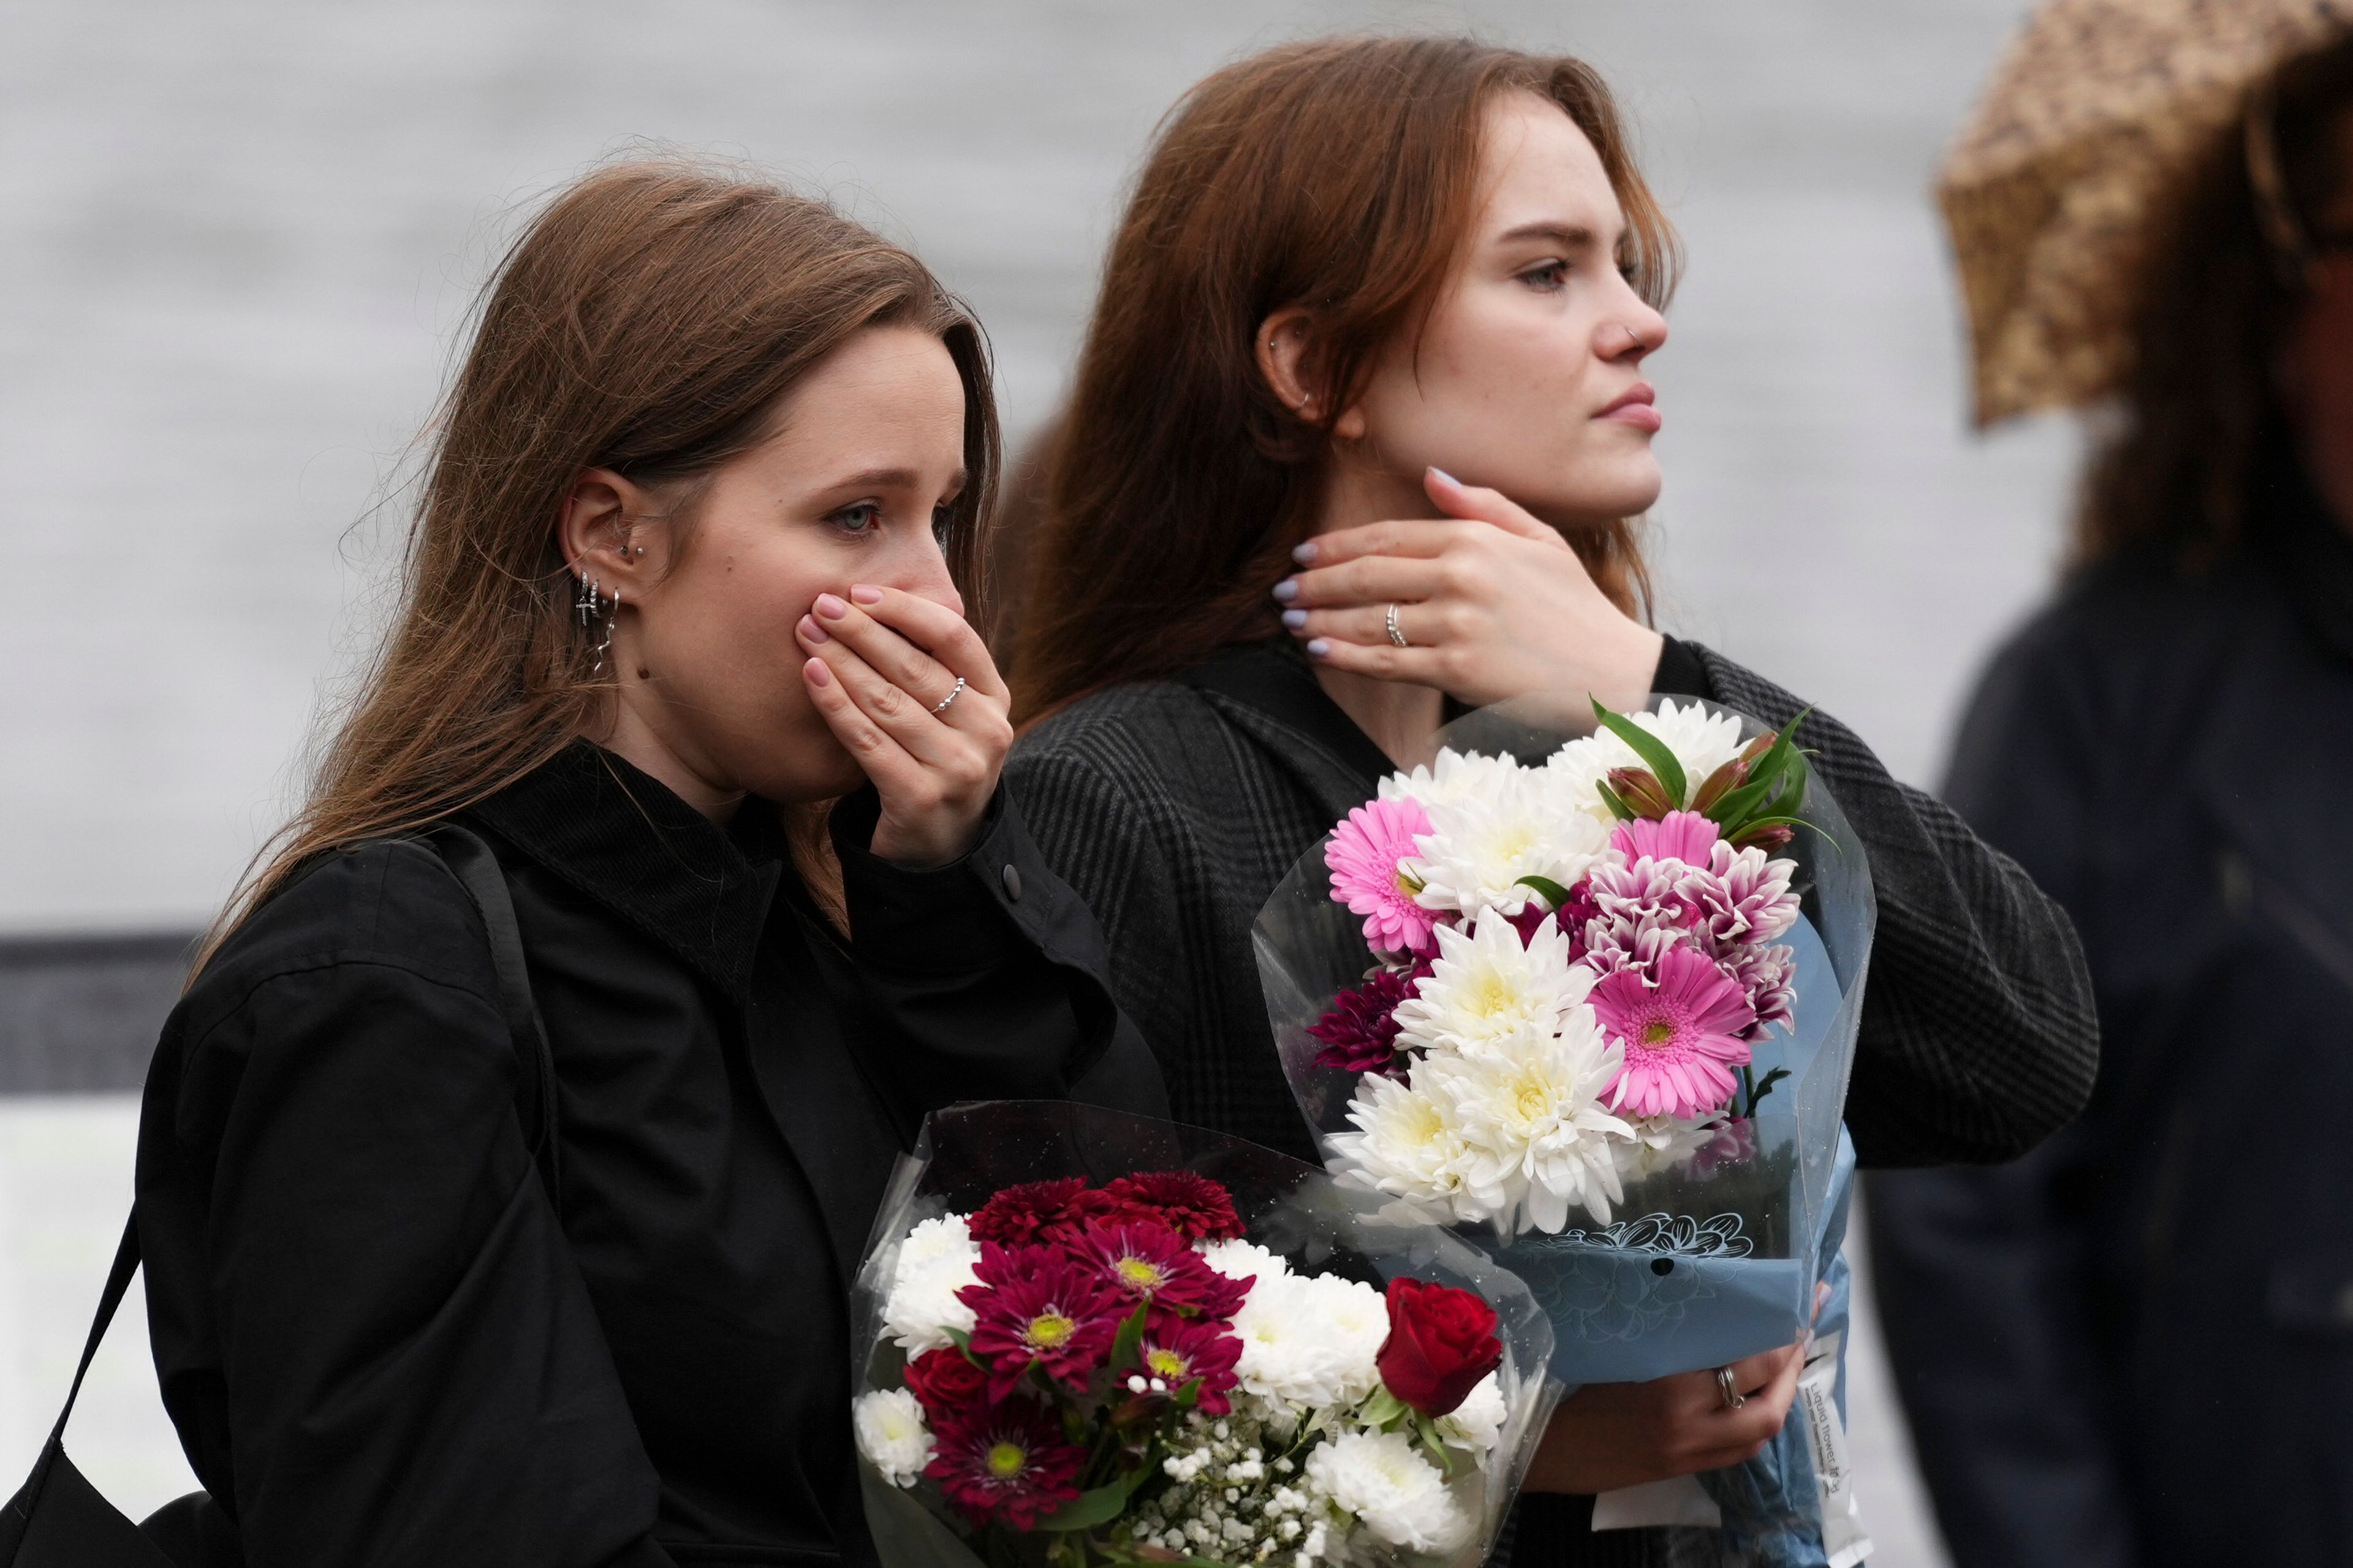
1325 795 1438 956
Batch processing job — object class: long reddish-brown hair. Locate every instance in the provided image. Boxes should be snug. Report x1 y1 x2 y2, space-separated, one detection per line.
199 159 998 969
1009 35 1678 722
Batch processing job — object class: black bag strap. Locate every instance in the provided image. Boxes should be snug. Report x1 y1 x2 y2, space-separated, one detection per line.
27 827 561 1464
425 824 564 1211
37 1217 141 1458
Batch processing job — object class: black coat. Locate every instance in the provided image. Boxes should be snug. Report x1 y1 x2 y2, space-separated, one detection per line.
134 742 1165 1568
1867 460 2353 1568
1007 635 2099 1568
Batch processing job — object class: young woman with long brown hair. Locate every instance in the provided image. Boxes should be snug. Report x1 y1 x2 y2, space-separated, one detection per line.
1004 35 2098 1564
131 161 1159 1568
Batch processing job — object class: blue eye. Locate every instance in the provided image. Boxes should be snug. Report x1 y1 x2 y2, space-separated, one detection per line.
830 502 882 536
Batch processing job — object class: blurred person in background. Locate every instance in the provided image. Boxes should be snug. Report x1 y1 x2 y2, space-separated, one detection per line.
129 161 1158 1567
1870 29 2353 1568
1000 34 2097 1567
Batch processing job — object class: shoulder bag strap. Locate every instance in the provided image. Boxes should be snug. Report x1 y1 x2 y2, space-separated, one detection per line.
426 824 563 1213
34 1216 140 1456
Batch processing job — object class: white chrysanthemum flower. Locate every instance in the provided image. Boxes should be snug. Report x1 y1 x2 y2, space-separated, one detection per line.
1407 773 1610 922
1422 1011 1632 1235
1391 912 1593 1057
1438 1372 1509 1456
1547 699 1748 818
1232 1273 1377 1409
1199 1238 1292 1289
1377 747 1518 811
880 1213 979 1354
852 1388 933 1487
1615 1112 1721 1181
1306 1428 1469 1553
1301 1274 1391 1407
1327 1071 1484 1225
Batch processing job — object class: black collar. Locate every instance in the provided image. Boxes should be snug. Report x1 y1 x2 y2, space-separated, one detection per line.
465 741 782 1003
1182 637 1399 793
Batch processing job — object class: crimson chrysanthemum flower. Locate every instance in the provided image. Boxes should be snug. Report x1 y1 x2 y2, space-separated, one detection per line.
1135 1313 1245 1414
960 1243 1123 1399
1308 967 1424 1077
925 1398 1086 1529
1505 888 1597 963
966 1177 1127 1247
903 1346 995 1425
1074 1221 1250 1320
1102 1170 1246 1241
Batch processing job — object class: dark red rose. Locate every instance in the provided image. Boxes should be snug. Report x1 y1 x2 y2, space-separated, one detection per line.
903 1346 993 1422
1102 1170 1246 1241
1375 1277 1503 1416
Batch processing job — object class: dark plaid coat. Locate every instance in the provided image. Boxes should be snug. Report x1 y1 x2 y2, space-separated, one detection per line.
1007 635 2099 1566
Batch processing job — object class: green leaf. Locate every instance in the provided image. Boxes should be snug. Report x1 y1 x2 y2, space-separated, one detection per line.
1109 1300 1150 1375
1412 1411 1458 1480
1036 1474 1141 1532
1173 1376 1203 1409
1593 779 1639 823
1591 700 1687 808
1748 1067 1790 1111
1701 776 1776 830
943 1326 974 1358
1515 874 1572 909
1358 1386 1412 1431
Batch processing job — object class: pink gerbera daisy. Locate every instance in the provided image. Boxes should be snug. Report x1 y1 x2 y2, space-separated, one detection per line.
1326 796 1438 955
1590 944 1757 1120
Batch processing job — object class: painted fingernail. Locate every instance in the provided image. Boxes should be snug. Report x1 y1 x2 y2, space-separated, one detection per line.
805 658 833 687
1292 540 1319 565
799 615 829 643
1272 578 1299 603
1281 608 1307 629
849 583 882 605
1429 466 1459 487
815 593 848 619
1306 638 1331 659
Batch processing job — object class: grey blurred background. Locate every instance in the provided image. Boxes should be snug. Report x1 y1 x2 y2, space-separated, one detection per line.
1 2 2080 1560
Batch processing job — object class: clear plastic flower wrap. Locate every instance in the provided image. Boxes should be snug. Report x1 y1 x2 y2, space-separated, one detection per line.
1252 695 1878 1566
850 1100 1561 1568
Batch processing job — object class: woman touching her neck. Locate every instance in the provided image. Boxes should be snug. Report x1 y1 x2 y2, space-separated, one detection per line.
1006 36 2095 1565
138 161 1159 1568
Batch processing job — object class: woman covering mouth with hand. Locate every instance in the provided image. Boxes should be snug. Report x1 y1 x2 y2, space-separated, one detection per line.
131 161 1161 1568
1004 34 2097 1566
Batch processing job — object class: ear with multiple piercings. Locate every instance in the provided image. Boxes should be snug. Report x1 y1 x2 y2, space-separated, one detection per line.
573 538 648 677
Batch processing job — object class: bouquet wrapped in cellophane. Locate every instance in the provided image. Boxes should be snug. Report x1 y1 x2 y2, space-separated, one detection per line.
850 1102 1558 1568
1252 696 1877 1566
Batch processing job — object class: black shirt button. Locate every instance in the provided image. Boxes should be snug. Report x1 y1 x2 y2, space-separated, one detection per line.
1001 864 1023 902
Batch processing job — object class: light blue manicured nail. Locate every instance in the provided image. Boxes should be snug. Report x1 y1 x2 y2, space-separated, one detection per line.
1272 577 1299 602
1429 466 1459 487
1281 608 1307 629
1306 638 1331 659
1292 541 1318 564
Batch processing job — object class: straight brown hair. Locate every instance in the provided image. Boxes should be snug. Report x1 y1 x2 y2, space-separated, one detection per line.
199 159 998 969
1010 35 1678 724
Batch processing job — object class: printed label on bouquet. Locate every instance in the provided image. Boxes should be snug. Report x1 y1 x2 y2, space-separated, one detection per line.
1797 1332 1871 1568
1555 1212 1756 1259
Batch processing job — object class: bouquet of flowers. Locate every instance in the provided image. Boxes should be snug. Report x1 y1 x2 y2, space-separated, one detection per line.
850 1102 1557 1568
1252 696 1877 1566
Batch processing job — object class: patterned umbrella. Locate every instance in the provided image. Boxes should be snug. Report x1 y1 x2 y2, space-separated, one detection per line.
1940 0 2353 425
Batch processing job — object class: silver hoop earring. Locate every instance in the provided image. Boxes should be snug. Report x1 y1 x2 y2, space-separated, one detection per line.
575 574 618 675
593 589 619 676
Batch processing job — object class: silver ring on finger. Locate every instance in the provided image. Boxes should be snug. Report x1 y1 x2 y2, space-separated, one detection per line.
1385 602 1409 648
930 675 968 715
1715 1366 1745 1411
